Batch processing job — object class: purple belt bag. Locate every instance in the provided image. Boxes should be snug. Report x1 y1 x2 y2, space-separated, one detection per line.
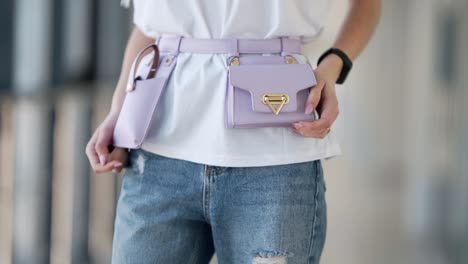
112 43 178 149
226 54 318 128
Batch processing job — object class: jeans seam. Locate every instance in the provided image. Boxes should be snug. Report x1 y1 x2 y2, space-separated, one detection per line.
203 165 211 223
308 160 321 263
318 161 326 192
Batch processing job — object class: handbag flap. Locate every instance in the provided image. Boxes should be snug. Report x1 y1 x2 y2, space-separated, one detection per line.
228 63 317 113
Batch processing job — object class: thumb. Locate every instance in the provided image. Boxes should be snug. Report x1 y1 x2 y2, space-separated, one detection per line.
95 127 112 165
305 80 325 114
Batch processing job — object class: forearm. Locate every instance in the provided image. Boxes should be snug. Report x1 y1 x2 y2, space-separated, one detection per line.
318 0 381 80
109 26 156 116
333 0 381 60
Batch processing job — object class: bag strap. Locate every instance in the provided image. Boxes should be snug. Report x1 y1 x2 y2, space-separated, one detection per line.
226 36 297 66
126 43 160 92
126 36 184 92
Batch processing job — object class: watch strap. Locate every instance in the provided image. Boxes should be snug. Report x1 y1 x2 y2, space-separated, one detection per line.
317 48 353 84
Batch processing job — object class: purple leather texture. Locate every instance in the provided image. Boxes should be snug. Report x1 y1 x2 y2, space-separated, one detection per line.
226 55 317 128
113 36 317 149
158 36 302 55
113 53 177 148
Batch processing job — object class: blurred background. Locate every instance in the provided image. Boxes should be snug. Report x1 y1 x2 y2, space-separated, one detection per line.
0 0 467 263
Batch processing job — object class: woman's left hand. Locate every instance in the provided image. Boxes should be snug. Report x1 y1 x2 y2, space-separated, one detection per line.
292 54 343 138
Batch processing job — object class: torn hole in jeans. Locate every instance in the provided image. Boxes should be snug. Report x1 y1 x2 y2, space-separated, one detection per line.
130 152 146 175
252 250 293 264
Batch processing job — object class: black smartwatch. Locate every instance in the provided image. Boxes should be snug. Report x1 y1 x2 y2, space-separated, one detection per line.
317 48 353 84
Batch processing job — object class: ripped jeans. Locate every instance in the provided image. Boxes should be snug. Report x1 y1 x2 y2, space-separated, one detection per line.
111 148 327 264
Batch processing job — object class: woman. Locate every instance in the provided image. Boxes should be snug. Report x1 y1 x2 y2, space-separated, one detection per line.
85 0 380 263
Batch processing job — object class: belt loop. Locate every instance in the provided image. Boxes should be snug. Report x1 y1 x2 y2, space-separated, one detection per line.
226 38 240 66
156 35 161 46
280 36 287 57
174 35 183 56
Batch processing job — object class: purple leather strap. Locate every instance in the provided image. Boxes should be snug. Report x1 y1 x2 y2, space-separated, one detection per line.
126 44 159 92
157 36 303 55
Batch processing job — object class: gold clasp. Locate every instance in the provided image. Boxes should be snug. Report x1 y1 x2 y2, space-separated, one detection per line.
285 56 296 64
229 57 240 66
262 93 290 115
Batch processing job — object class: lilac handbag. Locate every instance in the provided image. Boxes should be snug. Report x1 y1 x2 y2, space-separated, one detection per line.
112 36 317 149
112 43 178 149
225 54 318 128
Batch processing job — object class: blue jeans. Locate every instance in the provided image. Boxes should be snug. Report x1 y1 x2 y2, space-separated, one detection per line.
111 148 327 264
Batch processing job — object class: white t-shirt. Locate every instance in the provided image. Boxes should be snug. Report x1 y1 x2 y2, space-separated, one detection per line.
121 0 341 167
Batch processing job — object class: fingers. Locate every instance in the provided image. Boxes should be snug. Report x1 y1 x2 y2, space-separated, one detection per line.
85 113 123 174
93 160 124 174
293 92 339 139
90 146 128 174
109 148 129 173
293 115 336 139
86 130 100 165
94 125 113 165
301 117 333 131
86 128 124 174
87 129 112 173
112 167 124 173
305 79 325 114
293 120 333 139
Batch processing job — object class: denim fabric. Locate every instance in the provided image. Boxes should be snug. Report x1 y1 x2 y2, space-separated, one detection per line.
111 148 327 264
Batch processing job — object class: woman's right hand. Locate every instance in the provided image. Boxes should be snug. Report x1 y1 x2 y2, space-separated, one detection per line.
85 113 128 174
85 26 156 174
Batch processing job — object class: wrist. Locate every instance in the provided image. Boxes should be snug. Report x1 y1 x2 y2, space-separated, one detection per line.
317 48 353 84
109 82 128 118
316 54 343 82
106 110 120 121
